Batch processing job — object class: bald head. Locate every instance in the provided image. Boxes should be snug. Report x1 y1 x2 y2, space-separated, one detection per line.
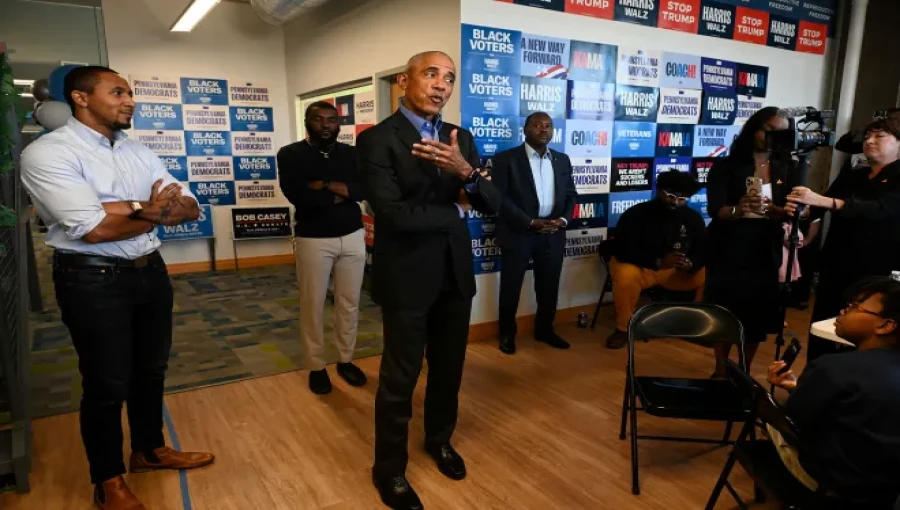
398 51 456 121
406 51 454 74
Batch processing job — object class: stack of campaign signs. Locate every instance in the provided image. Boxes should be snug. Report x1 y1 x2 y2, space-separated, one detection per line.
463 24 770 274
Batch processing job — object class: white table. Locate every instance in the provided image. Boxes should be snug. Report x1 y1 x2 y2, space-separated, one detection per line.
810 318 855 347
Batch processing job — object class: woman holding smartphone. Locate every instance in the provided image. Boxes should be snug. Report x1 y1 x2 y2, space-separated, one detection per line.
786 116 900 361
705 107 795 378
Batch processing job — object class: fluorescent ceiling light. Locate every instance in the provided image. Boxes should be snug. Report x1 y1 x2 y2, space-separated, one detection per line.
170 0 221 32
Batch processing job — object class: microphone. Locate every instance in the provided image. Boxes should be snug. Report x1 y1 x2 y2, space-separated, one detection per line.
777 107 813 118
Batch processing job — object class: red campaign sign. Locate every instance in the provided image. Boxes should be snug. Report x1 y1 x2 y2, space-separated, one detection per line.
657 0 701 33
796 20 827 55
734 7 769 45
362 215 375 247
566 0 614 19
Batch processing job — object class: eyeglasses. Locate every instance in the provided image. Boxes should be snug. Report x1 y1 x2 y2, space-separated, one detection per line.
843 302 883 317
661 191 688 205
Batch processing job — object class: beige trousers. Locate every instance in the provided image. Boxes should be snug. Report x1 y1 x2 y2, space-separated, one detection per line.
292 228 366 371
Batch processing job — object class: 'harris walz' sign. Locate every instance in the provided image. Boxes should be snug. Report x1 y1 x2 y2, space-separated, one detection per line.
231 206 292 239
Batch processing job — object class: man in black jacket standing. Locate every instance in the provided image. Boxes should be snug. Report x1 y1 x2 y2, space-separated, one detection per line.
357 51 500 510
492 112 577 355
606 170 706 349
277 101 368 395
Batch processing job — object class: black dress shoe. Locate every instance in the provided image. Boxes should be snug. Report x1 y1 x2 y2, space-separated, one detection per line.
535 332 570 350
336 362 367 386
425 443 466 480
372 472 424 510
605 330 628 349
308 369 332 395
499 335 516 355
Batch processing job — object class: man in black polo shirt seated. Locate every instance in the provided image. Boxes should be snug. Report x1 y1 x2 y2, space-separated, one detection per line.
605 170 706 349
768 276 900 507
278 101 367 395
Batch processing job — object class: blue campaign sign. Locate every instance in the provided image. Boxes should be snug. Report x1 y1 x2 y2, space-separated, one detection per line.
519 76 568 119
653 157 692 190
608 190 652 228
159 155 188 182
614 0 659 27
519 117 565 153
564 119 612 158
688 188 709 219
701 58 737 92
655 124 695 157
157 204 214 241
461 70 520 117
614 85 659 122
736 63 769 98
180 77 229 105
190 181 236 206
698 1 736 39
520 33 570 79
612 121 657 158
463 113 519 159
233 156 277 181
693 125 741 158
569 193 609 229
798 0 838 36
567 81 615 121
229 106 274 132
133 103 183 131
568 40 617 83
467 217 502 274
186 131 232 157
700 91 739 125
660 53 702 90
462 24 521 74
768 15 798 50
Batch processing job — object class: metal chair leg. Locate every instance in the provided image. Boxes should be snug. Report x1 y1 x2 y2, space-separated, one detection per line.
590 280 609 329
619 373 630 440
725 481 751 510
630 385 640 495
705 449 738 510
721 420 733 444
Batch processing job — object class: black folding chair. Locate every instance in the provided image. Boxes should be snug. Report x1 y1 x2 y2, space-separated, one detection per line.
621 303 751 495
707 360 893 510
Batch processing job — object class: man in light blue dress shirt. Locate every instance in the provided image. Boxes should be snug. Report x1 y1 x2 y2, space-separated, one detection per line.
492 112 578 354
20 66 213 510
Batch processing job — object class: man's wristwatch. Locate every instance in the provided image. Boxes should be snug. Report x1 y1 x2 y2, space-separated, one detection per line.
129 201 143 218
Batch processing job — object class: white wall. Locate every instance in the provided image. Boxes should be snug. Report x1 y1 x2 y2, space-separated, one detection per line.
461 0 838 324
101 0 292 264
283 0 462 138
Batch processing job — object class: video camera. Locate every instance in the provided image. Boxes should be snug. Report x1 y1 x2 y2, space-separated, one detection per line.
766 107 836 154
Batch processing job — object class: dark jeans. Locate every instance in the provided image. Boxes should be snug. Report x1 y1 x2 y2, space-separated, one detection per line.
373 260 472 477
498 230 565 337
53 252 173 484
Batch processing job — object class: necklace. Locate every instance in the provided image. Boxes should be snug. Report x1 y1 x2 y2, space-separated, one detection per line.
309 140 335 159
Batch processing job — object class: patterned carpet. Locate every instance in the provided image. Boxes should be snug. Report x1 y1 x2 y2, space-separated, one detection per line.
27 241 384 419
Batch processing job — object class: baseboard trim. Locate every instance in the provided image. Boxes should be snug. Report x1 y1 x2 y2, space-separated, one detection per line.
166 254 294 275
467 303 596 343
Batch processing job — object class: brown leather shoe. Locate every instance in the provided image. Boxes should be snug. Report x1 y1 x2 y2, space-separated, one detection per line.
129 446 215 473
94 476 146 510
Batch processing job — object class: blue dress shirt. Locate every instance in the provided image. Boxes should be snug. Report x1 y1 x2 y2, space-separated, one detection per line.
20 117 197 259
524 143 556 218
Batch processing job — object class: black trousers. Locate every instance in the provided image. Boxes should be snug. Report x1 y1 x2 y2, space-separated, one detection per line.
373 256 472 477
498 230 565 337
53 252 173 484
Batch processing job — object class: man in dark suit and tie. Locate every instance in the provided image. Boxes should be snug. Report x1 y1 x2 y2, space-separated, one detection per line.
492 112 577 355
356 51 500 510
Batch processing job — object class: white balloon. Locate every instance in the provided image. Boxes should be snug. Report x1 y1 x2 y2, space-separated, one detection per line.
34 101 72 131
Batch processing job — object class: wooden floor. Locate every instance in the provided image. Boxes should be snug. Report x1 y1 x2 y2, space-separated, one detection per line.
1 307 811 509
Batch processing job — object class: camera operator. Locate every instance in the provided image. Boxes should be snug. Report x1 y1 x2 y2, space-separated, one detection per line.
706 107 797 378
787 116 900 361
766 277 900 508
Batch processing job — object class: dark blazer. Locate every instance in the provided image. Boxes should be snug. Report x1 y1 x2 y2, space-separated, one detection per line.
356 110 501 309
491 144 577 249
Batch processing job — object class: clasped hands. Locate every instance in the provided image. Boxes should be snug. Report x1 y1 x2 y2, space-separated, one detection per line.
659 252 693 271
528 218 565 234
308 181 349 203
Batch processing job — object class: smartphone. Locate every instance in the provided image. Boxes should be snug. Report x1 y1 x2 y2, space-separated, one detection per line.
744 177 764 218
778 339 803 374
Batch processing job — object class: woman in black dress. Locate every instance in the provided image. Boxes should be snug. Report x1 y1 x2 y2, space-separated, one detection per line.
786 116 900 361
706 107 795 378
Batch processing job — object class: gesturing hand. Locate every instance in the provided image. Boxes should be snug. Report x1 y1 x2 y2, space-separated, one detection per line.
411 129 473 179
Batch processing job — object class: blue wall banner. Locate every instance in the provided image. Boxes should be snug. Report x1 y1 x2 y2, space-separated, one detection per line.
567 81 615 120
767 14 798 50
612 121 657 157
190 181 236 206
701 58 737 91
464 113 520 158
520 33 571 78
736 63 769 97
134 103 183 131
462 24 522 73
688 187 709 218
614 0 660 27
567 40 618 83
160 155 188 182
157 204 213 241
234 156 277 181
698 1 736 39
564 119 612 158
614 85 659 122
611 158 653 192
653 156 693 190
230 106 275 132
182 104 230 131
519 76 568 118
180 77 229 105
518 118 565 153
608 190 652 227
571 157 611 195
693 125 740 157
569 193 609 229
186 131 232 156
700 90 738 125
660 52 703 89
616 47 662 88
655 124 695 157
467 214 502 274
